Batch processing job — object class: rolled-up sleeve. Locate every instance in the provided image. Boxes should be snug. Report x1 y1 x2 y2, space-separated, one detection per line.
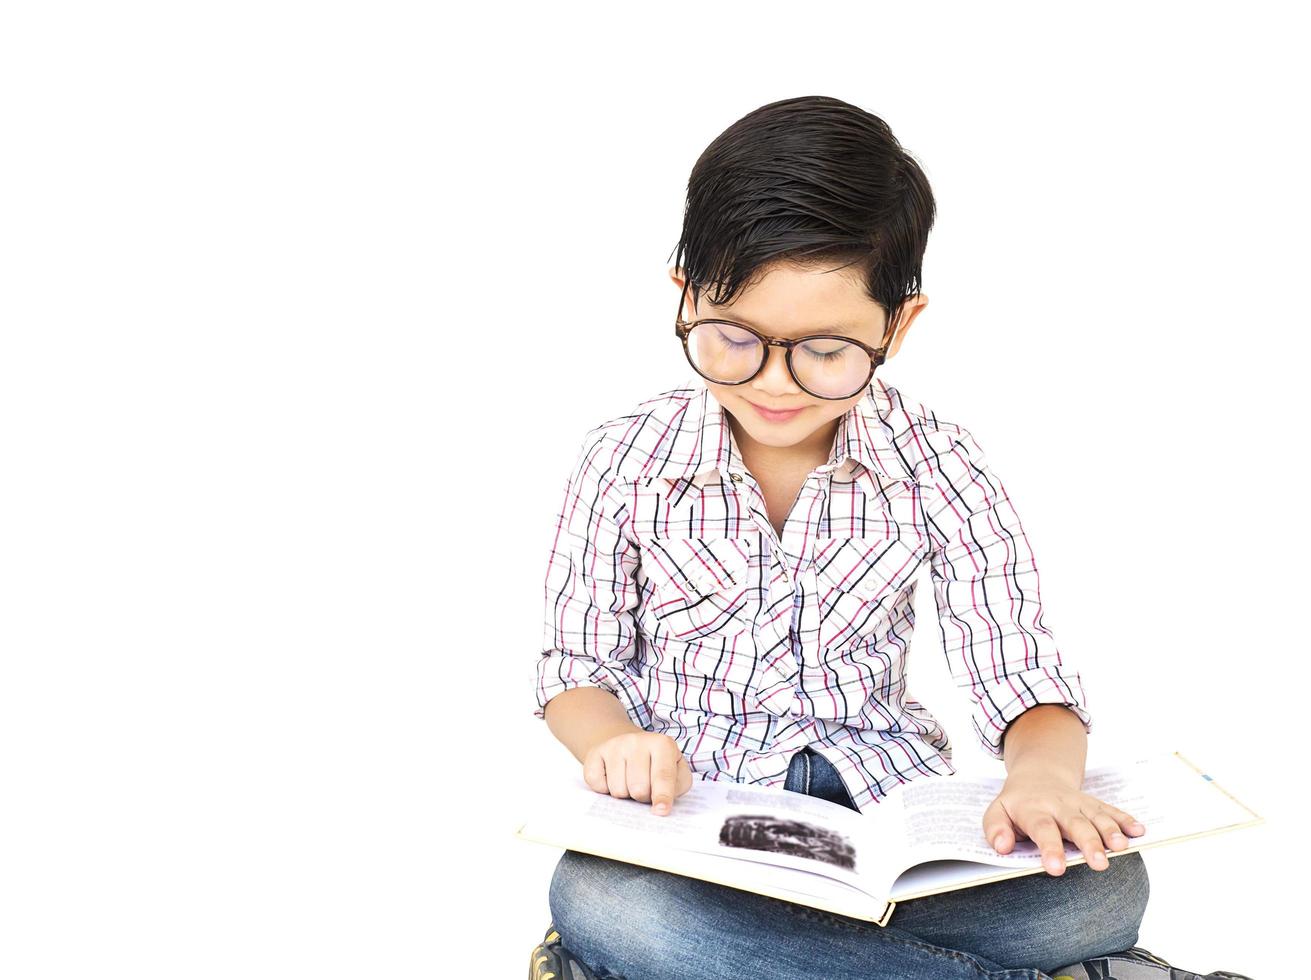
533 430 651 728
925 426 1092 760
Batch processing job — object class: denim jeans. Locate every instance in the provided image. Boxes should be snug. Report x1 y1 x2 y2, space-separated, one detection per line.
548 745 1150 980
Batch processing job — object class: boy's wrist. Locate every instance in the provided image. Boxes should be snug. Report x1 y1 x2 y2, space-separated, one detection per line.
578 719 645 759
1001 704 1088 789
544 686 645 761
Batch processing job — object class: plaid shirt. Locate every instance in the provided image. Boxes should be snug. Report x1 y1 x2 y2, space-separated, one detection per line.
534 374 1092 811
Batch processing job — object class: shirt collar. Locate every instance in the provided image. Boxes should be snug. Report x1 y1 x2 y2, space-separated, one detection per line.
620 375 914 486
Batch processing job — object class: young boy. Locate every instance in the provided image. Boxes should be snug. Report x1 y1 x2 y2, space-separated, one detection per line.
529 97 1253 980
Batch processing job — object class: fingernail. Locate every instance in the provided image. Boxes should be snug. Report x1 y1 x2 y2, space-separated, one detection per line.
654 803 669 814
1111 833 1126 847
1045 856 1063 872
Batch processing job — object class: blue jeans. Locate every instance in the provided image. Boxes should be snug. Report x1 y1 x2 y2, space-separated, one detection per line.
548 746 1150 979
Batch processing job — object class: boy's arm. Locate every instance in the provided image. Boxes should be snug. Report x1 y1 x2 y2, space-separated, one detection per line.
543 686 644 764
535 431 652 748
1000 702 1087 788
926 426 1093 762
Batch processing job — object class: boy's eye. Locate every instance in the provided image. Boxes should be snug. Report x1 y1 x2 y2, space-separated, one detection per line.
799 340 854 362
709 325 757 349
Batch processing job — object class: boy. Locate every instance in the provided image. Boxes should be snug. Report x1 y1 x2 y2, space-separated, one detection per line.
530 96 1253 980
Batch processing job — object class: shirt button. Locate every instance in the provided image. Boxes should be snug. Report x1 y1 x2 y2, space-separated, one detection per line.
730 472 743 482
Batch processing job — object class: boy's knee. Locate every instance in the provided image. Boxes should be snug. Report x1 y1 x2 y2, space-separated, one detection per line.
1041 849 1151 968
548 850 602 929
1101 849 1150 950
548 851 657 941
548 851 681 980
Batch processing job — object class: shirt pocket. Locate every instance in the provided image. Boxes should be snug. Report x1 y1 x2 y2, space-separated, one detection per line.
642 536 755 641
813 534 925 651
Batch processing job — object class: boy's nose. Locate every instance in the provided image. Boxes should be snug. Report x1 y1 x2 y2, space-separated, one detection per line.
758 343 800 389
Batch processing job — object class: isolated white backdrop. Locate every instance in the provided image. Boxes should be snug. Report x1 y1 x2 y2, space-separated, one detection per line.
1 2 1304 977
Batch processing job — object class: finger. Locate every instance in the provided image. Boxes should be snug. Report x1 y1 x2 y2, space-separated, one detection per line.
604 749 628 800
583 750 610 794
1062 812 1109 871
1088 809 1132 851
1111 806 1147 837
675 755 693 798
626 744 653 804
650 745 680 815
1097 803 1147 837
981 799 1016 853
1022 814 1068 875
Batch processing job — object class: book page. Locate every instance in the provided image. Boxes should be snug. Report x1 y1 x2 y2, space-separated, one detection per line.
1081 754 1258 847
523 773 888 894
897 774 1024 863
516 754 1263 917
516 750 1263 916
666 847 878 909
891 754 1259 872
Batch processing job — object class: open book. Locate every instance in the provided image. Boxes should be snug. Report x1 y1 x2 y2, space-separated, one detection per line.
515 751 1263 927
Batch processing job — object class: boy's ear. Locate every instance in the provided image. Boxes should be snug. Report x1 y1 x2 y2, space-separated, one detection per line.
669 266 692 317
884 293 928 360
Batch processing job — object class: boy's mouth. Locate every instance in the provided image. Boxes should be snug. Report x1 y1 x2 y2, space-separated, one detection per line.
746 399 806 422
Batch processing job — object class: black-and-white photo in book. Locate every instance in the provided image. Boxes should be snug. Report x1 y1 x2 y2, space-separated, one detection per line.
515 752 1263 927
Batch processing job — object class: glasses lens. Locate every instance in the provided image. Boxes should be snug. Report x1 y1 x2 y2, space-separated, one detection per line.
684 323 875 399
686 322 763 383
791 337 874 399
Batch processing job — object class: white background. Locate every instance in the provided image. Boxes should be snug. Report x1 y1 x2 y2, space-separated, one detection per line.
2 2 1304 977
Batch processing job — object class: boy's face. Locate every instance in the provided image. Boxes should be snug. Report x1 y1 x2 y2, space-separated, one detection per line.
670 260 928 461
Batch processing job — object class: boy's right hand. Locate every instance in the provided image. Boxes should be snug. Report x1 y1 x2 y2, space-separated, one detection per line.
583 731 693 816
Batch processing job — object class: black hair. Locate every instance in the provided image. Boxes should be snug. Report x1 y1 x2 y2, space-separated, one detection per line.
668 95 936 338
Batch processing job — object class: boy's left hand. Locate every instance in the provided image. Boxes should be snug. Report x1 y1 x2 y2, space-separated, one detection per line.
982 771 1146 875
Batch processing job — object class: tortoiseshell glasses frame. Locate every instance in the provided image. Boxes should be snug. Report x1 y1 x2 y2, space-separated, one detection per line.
674 301 896 401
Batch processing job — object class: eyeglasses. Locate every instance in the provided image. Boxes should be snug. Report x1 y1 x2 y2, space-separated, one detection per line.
674 300 893 401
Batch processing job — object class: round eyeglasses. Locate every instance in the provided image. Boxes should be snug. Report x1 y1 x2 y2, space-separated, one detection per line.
674 308 893 401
